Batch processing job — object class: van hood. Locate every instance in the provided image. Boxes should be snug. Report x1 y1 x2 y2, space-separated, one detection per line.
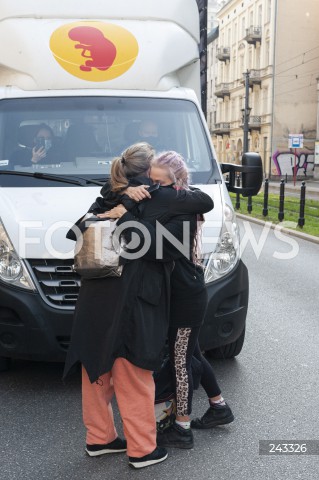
0 184 223 259
0 186 100 259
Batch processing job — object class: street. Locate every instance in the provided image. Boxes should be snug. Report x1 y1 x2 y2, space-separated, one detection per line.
0 220 318 480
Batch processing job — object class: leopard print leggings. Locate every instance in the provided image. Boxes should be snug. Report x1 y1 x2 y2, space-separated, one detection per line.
169 326 200 417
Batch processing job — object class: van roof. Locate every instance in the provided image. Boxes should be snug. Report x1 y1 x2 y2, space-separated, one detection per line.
0 0 199 40
0 0 200 93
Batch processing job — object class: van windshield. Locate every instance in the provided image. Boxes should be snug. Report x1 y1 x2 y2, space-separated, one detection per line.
0 96 218 186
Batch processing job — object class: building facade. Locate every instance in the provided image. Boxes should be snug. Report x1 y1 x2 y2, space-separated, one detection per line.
207 0 226 30
208 0 319 178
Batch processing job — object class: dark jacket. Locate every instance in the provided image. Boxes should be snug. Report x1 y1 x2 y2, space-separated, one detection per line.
63 177 213 382
99 178 212 328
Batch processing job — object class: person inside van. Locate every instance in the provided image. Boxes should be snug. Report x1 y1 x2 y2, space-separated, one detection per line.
9 124 59 167
137 119 166 151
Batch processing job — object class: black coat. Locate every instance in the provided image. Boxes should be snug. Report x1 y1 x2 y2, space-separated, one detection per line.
63 178 213 383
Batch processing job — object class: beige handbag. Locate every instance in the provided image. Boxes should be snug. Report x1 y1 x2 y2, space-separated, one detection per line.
73 214 123 279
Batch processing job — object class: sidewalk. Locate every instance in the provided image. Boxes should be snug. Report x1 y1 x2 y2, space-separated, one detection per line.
237 212 319 245
266 178 319 200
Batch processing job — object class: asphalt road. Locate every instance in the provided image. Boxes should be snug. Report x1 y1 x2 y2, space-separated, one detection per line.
0 220 318 480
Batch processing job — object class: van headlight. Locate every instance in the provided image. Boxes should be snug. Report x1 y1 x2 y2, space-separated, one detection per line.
0 220 36 290
203 204 240 283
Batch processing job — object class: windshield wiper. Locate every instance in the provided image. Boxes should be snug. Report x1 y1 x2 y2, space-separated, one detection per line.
0 170 104 186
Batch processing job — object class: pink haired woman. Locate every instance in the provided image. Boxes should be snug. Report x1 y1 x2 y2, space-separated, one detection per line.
150 152 234 449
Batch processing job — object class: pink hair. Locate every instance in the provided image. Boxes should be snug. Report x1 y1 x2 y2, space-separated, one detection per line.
152 151 190 189
153 151 205 264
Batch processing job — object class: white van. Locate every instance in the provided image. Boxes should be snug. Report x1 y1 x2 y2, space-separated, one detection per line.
0 0 262 370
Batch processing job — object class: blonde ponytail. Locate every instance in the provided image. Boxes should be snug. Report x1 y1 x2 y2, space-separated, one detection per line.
110 142 155 192
110 156 129 192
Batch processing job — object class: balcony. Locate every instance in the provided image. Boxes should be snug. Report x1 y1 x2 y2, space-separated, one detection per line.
249 115 261 130
244 26 262 45
240 115 262 131
261 113 272 125
215 82 232 99
242 69 262 86
216 47 230 62
212 122 231 135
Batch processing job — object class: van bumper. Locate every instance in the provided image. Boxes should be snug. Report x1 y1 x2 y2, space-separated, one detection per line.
0 259 248 362
199 259 249 351
0 283 73 362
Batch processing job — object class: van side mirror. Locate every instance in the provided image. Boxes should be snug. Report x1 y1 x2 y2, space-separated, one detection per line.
221 152 263 197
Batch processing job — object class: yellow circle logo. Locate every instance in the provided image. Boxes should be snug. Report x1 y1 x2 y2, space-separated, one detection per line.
50 21 139 82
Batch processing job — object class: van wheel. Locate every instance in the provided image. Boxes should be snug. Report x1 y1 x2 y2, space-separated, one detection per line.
0 357 11 372
205 328 245 359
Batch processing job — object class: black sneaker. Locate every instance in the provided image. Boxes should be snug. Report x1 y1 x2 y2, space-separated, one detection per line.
157 422 194 449
191 402 234 429
85 437 127 456
129 447 168 469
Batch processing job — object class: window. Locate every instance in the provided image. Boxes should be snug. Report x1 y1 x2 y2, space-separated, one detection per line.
0 97 214 185
248 48 253 69
263 87 269 113
249 10 254 27
256 45 261 69
267 0 271 22
231 98 236 120
266 40 270 65
241 16 246 37
254 88 260 115
233 55 237 79
258 5 263 26
233 23 238 43
240 54 245 74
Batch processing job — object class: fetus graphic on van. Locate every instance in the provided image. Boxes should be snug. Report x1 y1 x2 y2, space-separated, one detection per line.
68 26 117 72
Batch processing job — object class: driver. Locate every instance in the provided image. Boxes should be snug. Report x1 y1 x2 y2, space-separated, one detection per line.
9 124 59 167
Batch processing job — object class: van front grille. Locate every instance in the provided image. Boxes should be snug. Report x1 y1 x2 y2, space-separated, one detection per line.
27 259 81 309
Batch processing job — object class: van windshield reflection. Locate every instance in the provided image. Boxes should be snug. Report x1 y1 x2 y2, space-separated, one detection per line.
0 96 215 186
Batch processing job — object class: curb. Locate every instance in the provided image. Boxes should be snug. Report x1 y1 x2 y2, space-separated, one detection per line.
236 213 319 245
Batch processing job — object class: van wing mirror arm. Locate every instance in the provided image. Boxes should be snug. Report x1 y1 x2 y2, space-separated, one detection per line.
221 152 263 197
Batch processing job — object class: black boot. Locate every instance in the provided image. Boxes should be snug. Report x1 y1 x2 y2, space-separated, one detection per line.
157 422 194 449
191 402 234 429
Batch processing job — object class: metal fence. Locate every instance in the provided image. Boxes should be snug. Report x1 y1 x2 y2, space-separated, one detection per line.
234 178 308 228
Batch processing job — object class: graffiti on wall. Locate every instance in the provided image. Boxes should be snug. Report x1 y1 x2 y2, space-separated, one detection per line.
272 150 314 176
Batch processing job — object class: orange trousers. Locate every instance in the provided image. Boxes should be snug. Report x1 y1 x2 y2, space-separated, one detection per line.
82 358 156 457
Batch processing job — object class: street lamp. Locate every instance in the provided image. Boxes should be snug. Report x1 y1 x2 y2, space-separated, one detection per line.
241 106 251 153
242 70 252 153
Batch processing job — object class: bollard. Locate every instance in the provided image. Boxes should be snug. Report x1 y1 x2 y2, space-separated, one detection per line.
235 174 241 210
247 195 252 214
263 178 269 217
278 179 285 222
298 181 306 228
